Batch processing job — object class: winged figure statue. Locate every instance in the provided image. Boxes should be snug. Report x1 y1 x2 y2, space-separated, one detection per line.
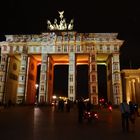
58 11 64 19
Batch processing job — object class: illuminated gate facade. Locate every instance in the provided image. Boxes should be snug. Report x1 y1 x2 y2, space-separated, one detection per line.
0 12 124 105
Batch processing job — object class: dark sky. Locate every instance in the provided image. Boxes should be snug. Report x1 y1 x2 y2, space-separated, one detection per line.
0 0 140 69
0 1 139 34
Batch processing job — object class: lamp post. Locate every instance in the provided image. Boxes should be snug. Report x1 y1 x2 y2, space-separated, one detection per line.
52 95 57 106
35 84 39 104
35 84 39 89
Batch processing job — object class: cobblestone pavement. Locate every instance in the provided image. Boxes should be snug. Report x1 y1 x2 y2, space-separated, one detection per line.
0 105 140 140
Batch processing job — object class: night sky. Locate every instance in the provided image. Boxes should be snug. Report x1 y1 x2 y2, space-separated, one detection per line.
0 0 140 68
0 0 140 99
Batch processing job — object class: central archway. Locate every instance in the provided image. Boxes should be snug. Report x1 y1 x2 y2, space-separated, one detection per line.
53 65 68 98
76 65 89 99
97 65 107 101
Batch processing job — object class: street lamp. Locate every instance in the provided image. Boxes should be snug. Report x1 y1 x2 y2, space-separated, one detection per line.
35 84 39 89
35 84 39 105
52 95 57 99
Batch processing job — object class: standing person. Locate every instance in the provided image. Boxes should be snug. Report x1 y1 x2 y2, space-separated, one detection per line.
129 101 136 132
133 103 140 117
60 99 64 112
77 97 85 123
58 100 61 111
120 99 130 132
86 101 92 112
66 99 71 112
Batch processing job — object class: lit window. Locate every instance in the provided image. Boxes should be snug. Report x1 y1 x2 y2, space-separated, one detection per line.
70 97 73 101
57 45 61 52
70 45 74 52
22 56 27 60
64 45 67 52
2 55 6 62
41 85 44 91
76 45 80 52
92 74 96 82
100 45 103 50
64 36 69 41
70 74 73 82
21 66 25 71
69 35 75 41
42 55 47 61
23 45 27 53
41 73 46 81
81 45 84 51
107 45 110 51
57 36 62 41
113 63 118 70
1 65 5 71
114 73 119 81
87 46 91 51
69 65 73 71
91 55 95 61
92 64 95 71
92 86 96 93
41 64 46 71
114 45 118 51
76 36 81 41
22 76 24 81
114 84 119 95
70 86 73 94
91 46 94 51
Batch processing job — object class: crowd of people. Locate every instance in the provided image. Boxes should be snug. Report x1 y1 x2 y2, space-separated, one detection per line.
56 97 140 130
1 96 140 132
120 99 140 132
77 98 94 123
57 99 75 112
54 97 93 123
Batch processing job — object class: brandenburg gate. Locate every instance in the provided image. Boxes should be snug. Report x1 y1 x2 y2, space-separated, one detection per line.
0 11 124 105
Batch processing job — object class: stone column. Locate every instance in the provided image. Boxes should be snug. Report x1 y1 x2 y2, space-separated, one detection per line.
24 56 30 103
131 79 136 102
89 53 98 105
16 53 28 104
47 56 54 103
39 53 48 103
129 80 132 101
125 77 131 102
68 52 76 101
25 56 38 104
135 78 140 103
111 53 122 105
106 56 113 103
0 54 8 103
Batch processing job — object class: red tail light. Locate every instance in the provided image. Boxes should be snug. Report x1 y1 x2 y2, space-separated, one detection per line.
109 106 112 110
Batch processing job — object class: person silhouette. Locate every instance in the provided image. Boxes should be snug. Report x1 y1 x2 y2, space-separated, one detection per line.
77 97 85 123
120 99 130 132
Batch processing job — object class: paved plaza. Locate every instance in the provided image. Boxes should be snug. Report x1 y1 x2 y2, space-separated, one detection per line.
0 105 140 140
